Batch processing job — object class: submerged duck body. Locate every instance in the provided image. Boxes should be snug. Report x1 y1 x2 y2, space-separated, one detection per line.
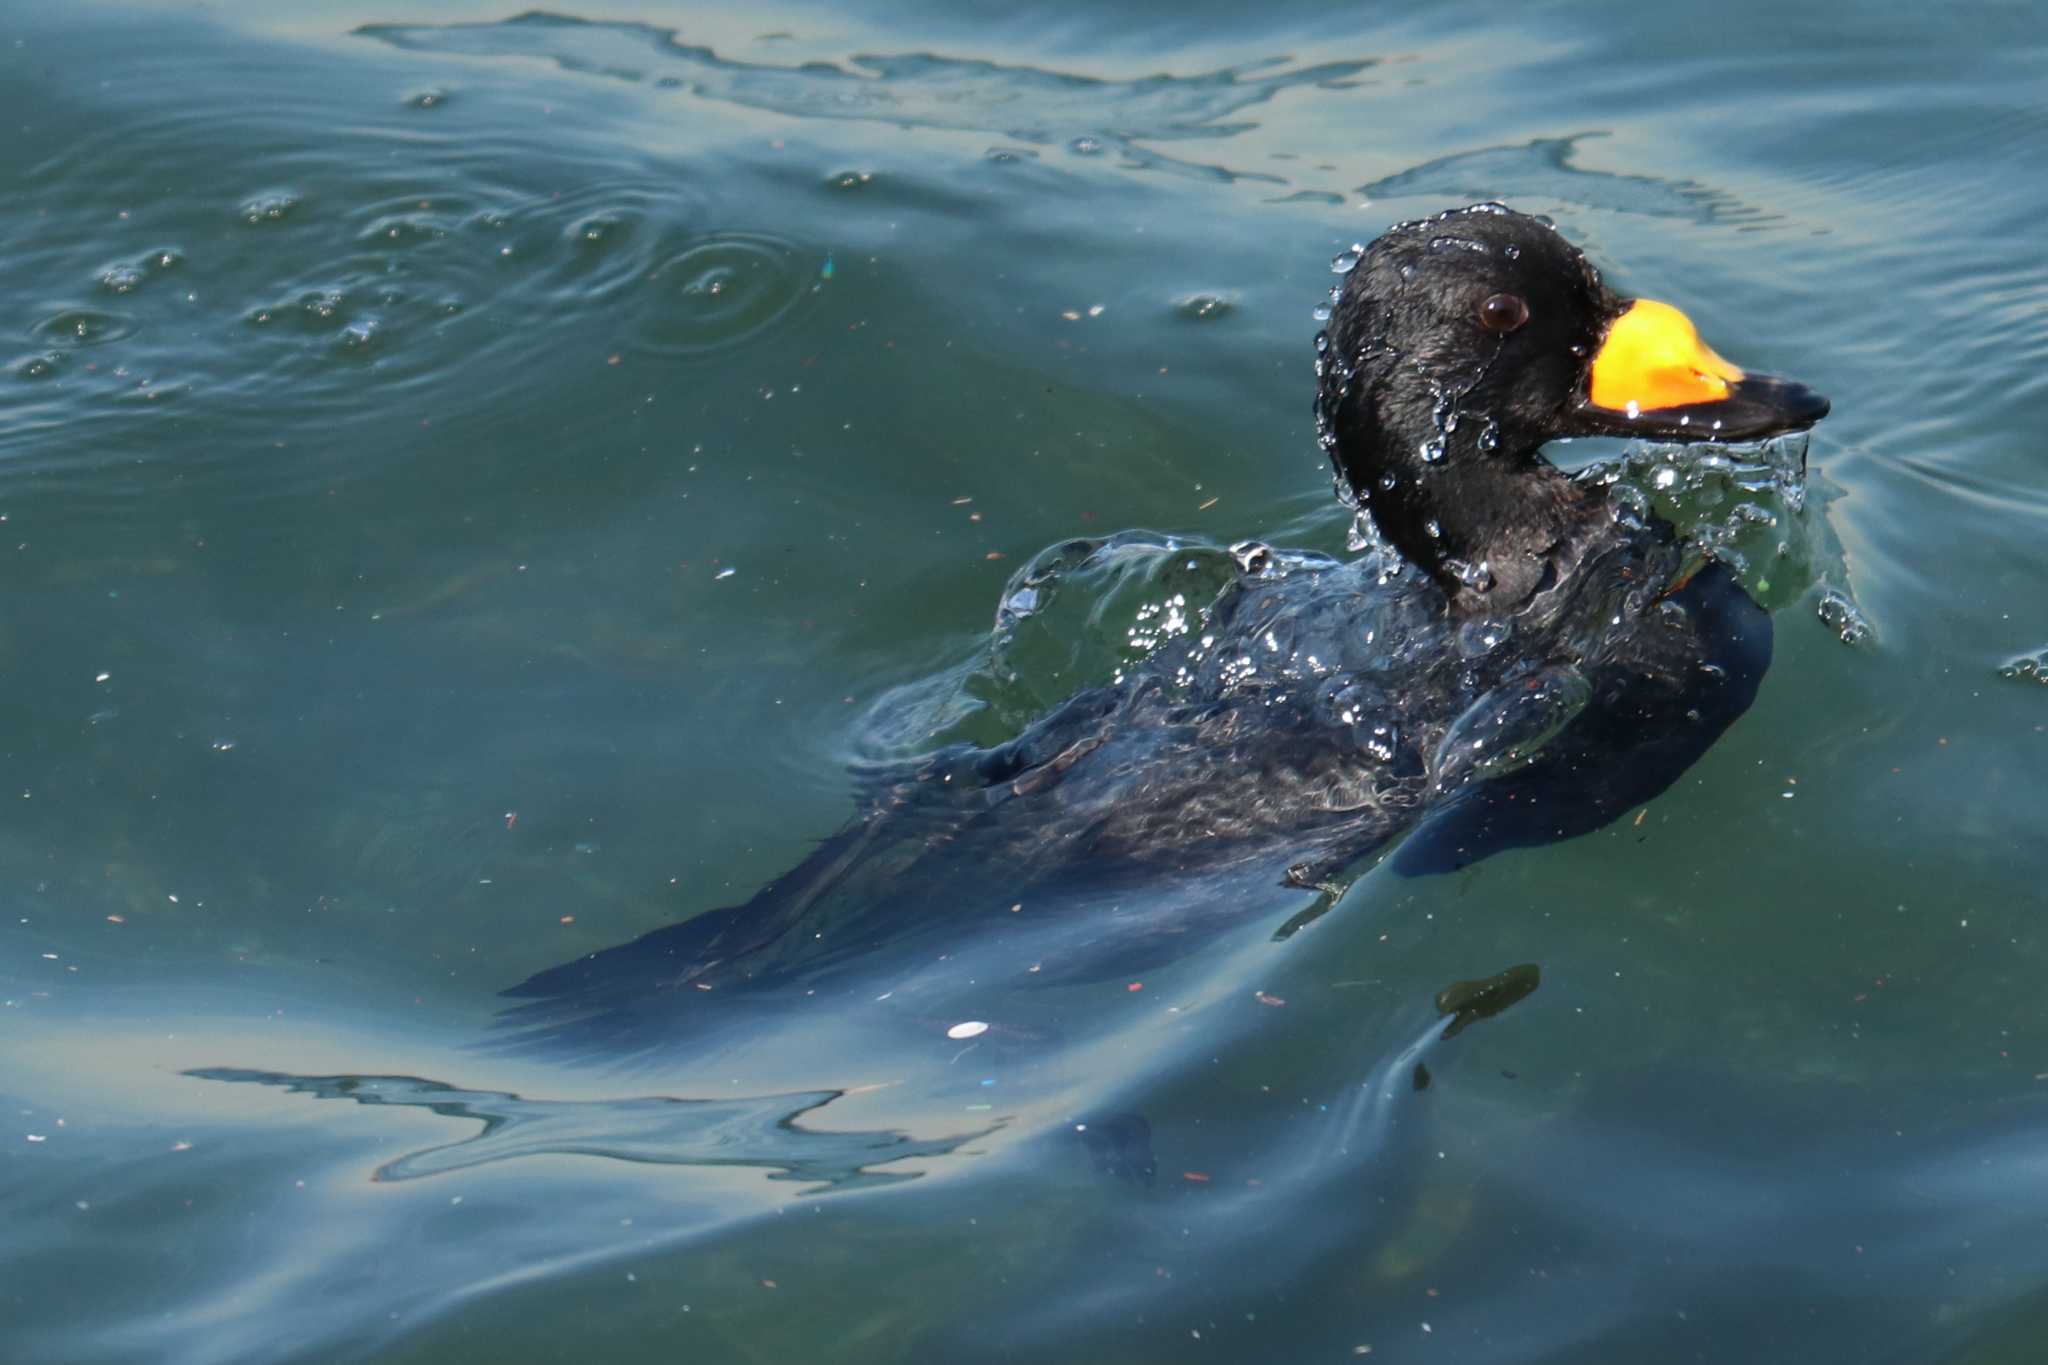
502 205 1827 1051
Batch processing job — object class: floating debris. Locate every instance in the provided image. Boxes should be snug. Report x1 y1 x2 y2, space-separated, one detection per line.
1435 963 1541 1040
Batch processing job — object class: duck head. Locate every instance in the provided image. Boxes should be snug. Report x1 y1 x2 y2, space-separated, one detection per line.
1314 204 1828 607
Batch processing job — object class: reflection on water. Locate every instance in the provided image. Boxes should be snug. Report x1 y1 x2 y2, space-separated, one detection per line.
1357 133 1768 225
185 1067 991 1189
358 12 1375 182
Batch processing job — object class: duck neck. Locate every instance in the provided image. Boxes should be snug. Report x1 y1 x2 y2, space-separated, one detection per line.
1347 431 1609 614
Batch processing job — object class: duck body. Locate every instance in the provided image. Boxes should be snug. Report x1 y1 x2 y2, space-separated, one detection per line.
935 517 1761 884
500 206 1822 1051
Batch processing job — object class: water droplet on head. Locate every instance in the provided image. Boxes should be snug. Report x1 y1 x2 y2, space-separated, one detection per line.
1331 250 1360 274
1445 559 1496 594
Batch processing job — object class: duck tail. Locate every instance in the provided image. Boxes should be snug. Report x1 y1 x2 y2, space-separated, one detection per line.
486 818 888 1061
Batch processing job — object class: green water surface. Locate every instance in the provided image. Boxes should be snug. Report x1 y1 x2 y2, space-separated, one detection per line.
3 2 2047 1362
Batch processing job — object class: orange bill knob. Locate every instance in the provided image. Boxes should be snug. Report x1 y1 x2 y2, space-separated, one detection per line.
1588 299 1745 413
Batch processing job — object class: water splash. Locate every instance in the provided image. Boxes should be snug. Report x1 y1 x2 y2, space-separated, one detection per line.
1576 432 1860 623
934 533 1254 744
865 428 1853 768
1817 587 1874 646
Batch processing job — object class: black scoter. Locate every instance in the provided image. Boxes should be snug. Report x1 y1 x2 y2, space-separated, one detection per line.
500 204 1829 1050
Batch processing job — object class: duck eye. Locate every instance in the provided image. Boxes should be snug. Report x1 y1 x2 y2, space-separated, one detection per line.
1477 292 1529 334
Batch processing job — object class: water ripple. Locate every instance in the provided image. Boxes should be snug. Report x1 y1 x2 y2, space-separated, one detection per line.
28 306 136 347
631 231 818 359
0 92 739 496
1360 132 1771 224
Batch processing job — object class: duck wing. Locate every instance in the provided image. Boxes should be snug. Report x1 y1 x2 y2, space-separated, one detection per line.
1390 561 1772 875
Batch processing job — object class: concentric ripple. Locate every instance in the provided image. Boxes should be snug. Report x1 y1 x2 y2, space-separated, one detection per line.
630 231 817 359
29 307 137 347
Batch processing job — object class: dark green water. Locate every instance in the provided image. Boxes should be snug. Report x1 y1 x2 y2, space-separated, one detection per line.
4 2 2046 1361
